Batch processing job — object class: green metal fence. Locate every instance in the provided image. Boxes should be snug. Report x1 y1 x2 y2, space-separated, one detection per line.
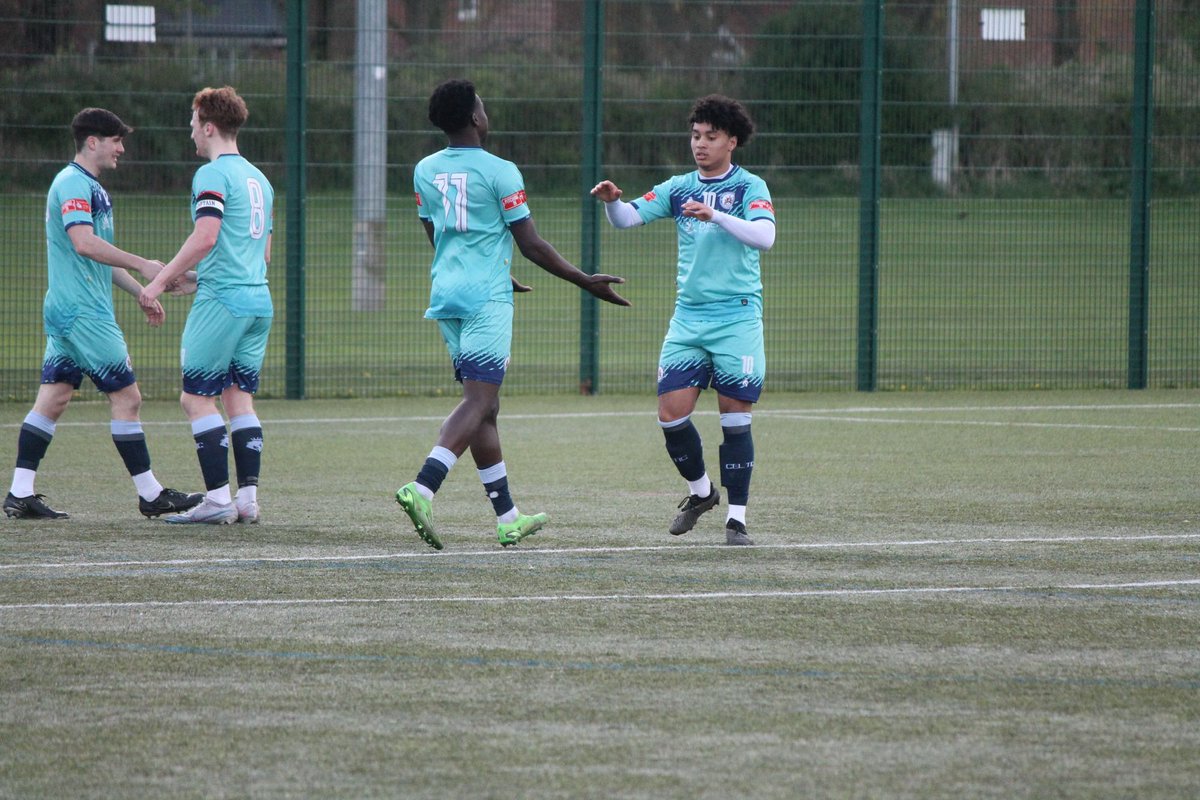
0 0 1196 401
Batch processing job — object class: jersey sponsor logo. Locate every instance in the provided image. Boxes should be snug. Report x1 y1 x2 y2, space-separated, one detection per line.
642 191 657 202
749 199 774 213
501 189 527 211
61 198 91 215
414 192 422 207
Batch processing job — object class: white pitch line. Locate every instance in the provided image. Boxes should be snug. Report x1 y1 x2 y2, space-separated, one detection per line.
2 533 1197 572
764 414 1200 433
2 402 1196 430
3 578 1199 612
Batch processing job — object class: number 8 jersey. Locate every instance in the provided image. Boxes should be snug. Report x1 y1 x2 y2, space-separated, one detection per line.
191 153 275 318
413 146 531 319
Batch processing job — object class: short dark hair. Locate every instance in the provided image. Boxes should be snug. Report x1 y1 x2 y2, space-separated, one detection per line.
193 86 249 136
428 79 477 134
688 95 755 147
71 108 133 151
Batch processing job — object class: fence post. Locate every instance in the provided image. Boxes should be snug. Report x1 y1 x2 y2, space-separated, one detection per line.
285 0 308 399
579 0 604 394
1127 0 1154 389
857 0 883 392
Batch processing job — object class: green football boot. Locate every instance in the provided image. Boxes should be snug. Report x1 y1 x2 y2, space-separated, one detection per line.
396 482 442 550
497 512 548 547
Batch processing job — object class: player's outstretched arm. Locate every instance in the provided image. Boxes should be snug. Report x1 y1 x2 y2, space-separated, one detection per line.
139 217 220 310
591 181 642 230
67 224 161 280
510 217 631 307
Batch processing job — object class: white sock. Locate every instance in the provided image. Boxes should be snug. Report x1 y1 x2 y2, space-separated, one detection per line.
132 470 163 502
10 467 36 497
236 485 257 505
686 475 712 498
207 485 232 505
498 508 519 524
727 505 747 525
414 482 435 501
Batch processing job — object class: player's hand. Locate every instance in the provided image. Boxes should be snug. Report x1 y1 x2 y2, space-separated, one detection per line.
681 200 714 222
167 270 199 296
142 298 165 328
139 279 164 311
583 274 631 307
590 181 623 203
511 275 533 294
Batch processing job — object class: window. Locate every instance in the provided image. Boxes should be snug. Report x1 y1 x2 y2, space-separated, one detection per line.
981 8 1025 41
105 4 156 43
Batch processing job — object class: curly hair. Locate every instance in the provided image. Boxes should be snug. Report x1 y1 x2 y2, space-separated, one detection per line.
193 86 249 136
688 95 755 147
428 79 478 134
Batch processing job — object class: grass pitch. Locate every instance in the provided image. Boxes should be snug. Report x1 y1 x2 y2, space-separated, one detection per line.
1 390 1198 798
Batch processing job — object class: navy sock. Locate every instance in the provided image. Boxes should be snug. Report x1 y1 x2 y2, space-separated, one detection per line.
718 426 754 506
193 424 230 492
15 420 54 471
661 418 706 482
230 417 263 489
476 460 517 518
111 421 151 477
416 457 451 494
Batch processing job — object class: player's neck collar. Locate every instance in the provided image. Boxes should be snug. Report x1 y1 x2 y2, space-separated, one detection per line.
69 160 98 180
698 163 737 182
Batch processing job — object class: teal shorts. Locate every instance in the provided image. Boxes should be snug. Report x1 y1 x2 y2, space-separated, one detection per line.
180 297 272 396
41 315 135 394
657 314 766 403
434 300 513 385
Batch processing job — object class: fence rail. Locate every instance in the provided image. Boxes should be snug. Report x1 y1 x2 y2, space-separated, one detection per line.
0 0 1195 401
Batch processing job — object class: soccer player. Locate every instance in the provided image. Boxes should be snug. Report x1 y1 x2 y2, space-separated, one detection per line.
139 86 273 526
591 95 775 546
396 78 631 550
4 108 202 520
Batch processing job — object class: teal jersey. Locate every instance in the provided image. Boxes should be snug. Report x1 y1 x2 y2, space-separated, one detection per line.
630 165 775 320
43 163 118 336
191 154 274 317
413 146 530 319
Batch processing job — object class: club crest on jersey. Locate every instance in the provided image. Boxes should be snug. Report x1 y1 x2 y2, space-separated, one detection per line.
719 192 736 211
502 189 527 211
749 199 774 213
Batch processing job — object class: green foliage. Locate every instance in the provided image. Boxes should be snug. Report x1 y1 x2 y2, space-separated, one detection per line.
745 2 948 177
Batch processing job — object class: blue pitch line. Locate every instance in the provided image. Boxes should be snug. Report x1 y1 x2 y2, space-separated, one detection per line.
4 634 1199 692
